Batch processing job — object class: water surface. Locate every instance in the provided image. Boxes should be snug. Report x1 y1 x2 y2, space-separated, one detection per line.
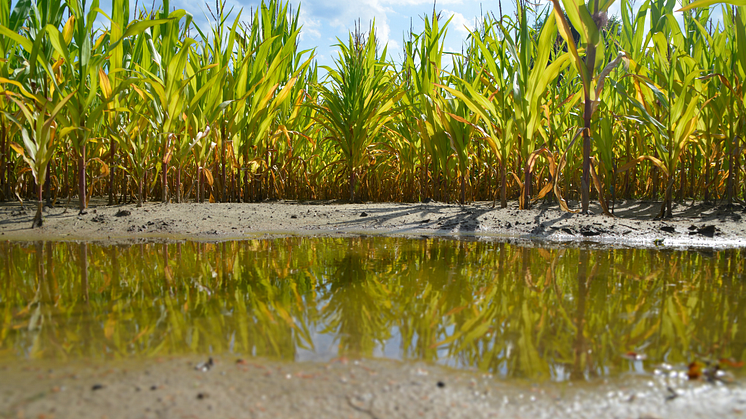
1 238 744 381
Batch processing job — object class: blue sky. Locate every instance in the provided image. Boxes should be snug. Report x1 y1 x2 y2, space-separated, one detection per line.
175 0 521 67
145 0 658 68
10 0 698 68
94 0 530 67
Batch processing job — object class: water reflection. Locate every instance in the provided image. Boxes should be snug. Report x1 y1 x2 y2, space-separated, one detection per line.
0 238 744 381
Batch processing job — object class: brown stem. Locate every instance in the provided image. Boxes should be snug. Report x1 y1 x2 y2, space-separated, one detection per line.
501 163 507 208
77 143 87 212
243 167 249 203
198 166 203 203
162 161 168 203
581 29 597 214
349 169 356 202
32 180 43 228
523 162 532 210
44 161 52 207
221 126 226 202
137 174 143 207
581 115 592 214
109 140 117 205
0 122 6 201
176 166 181 203
704 157 711 202
64 156 69 199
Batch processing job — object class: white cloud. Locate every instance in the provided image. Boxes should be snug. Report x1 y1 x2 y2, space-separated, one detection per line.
299 8 322 40
387 39 401 53
442 9 475 35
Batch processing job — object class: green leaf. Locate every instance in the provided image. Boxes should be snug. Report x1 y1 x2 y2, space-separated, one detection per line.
678 0 746 11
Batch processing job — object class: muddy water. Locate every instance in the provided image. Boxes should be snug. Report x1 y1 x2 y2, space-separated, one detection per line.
1 238 744 382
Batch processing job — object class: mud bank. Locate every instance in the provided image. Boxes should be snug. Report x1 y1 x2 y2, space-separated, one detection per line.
1 356 744 419
1 199 745 248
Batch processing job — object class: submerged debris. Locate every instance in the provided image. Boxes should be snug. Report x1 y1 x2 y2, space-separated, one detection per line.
622 351 647 361
687 359 740 383
195 357 214 372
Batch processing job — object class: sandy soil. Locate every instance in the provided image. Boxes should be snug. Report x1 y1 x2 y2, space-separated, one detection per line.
2 355 745 419
1 199 745 248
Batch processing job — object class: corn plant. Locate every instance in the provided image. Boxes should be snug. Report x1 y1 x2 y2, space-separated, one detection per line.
0 0 33 202
549 0 628 214
0 0 745 210
313 24 402 202
2 90 74 225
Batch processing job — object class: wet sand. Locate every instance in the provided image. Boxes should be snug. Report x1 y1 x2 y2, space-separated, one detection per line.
2 355 745 419
2 199 746 418
1 199 746 248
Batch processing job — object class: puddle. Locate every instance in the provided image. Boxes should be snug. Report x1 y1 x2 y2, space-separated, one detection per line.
1 238 744 382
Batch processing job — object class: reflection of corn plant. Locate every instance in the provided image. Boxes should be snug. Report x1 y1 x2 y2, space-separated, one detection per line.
2 239 746 373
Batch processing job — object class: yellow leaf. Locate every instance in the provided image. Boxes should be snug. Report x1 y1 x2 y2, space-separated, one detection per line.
617 156 670 178
99 68 112 99
203 167 214 186
94 32 107 50
62 16 75 44
9 142 25 157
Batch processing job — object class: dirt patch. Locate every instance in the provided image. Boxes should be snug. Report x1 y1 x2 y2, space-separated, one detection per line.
1 199 745 248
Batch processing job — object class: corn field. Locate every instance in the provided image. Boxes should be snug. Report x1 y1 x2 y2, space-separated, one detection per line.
1 0 745 226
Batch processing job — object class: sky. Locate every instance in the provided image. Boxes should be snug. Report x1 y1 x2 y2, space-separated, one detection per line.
171 0 521 67
135 0 669 68
10 0 698 69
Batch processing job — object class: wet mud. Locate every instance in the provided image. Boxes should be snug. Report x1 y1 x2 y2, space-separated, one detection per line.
1 199 746 249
